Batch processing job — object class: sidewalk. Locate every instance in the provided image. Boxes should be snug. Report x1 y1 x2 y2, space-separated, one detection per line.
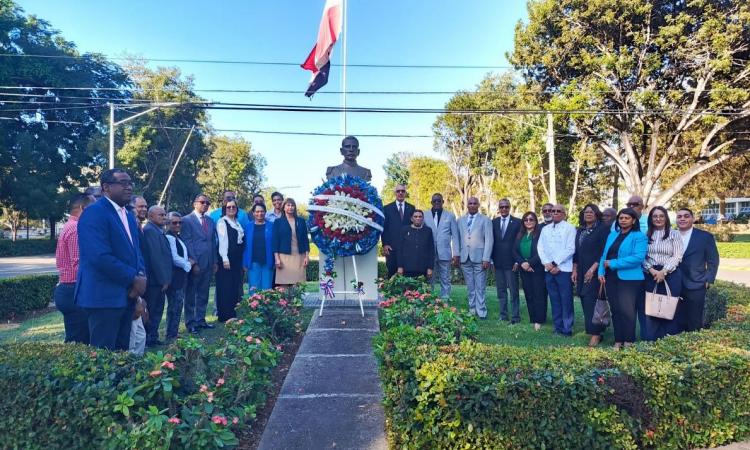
257 307 387 450
717 258 750 286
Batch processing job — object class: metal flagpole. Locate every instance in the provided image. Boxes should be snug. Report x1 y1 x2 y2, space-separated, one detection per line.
341 0 348 136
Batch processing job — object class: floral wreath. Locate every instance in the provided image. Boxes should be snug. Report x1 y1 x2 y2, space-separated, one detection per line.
307 175 384 295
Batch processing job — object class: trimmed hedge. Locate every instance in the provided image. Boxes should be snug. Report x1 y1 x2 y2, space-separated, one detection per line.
0 286 306 449
0 274 58 319
374 277 750 449
0 239 57 257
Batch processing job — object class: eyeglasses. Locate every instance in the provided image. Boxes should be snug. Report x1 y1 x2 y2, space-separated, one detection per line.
395 190 406 193
523 218 536 222
431 199 443 203
106 180 133 187
626 202 642 207
551 209 564 213
196 200 210 205
226 205 238 210
170 221 182 225
498 205 510 209
542 209 552 213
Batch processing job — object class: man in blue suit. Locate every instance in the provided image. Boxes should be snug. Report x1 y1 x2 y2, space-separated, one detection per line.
676 208 720 332
76 169 146 350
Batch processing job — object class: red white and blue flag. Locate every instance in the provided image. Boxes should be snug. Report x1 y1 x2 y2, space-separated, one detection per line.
301 0 342 97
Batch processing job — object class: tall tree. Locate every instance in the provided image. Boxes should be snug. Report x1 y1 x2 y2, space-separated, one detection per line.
404 157 454 212
511 0 750 207
381 152 412 204
116 61 211 211
0 0 131 235
197 135 266 207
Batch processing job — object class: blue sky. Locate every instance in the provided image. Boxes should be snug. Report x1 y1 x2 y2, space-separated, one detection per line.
17 0 527 201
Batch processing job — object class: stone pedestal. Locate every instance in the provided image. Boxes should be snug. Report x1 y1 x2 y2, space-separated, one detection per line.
319 248 379 301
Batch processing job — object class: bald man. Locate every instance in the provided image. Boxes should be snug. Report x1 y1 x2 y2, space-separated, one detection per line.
382 185 415 277
142 205 173 346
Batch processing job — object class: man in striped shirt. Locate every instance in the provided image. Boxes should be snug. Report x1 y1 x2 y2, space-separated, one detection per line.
54 193 96 344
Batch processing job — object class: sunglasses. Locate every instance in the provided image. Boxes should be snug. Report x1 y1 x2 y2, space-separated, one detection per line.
551 209 564 213
107 180 133 187
542 209 552 213
196 200 210 205
626 202 641 207
395 190 406 193
226 205 238 210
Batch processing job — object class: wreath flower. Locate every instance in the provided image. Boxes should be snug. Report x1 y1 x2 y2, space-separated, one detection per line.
308 175 384 284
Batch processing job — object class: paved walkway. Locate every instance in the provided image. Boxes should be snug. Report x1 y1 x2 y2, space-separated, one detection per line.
257 307 387 450
0 255 56 278
717 258 750 287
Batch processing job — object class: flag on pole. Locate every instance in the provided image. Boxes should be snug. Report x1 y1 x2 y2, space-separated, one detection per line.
301 0 342 97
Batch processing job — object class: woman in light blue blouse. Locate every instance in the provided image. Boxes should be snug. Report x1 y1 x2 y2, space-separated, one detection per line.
598 208 648 350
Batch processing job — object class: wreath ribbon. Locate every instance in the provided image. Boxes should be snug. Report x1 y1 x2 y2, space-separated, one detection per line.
313 194 385 218
307 204 384 232
320 278 335 299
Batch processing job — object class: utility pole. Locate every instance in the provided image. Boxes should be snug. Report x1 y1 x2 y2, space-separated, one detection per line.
341 0 348 136
108 102 179 169
159 126 195 206
546 112 557 204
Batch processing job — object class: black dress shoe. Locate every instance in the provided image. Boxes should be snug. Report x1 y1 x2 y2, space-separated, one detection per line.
200 323 215 329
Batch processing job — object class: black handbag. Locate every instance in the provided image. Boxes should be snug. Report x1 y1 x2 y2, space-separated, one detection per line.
592 284 611 327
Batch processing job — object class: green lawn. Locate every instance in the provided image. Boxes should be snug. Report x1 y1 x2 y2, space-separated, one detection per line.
718 234 750 258
446 285 614 348
0 285 316 347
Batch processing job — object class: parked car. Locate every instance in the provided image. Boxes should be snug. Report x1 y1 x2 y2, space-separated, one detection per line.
735 207 750 224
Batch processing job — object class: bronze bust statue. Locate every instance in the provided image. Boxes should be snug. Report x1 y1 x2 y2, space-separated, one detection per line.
326 136 372 182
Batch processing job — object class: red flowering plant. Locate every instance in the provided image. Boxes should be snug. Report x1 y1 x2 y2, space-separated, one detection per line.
229 285 305 343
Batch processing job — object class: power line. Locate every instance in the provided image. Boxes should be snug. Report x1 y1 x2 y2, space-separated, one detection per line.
0 53 511 70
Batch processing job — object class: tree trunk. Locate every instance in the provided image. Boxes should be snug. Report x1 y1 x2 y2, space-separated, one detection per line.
49 218 56 240
525 160 536 212
612 166 619 210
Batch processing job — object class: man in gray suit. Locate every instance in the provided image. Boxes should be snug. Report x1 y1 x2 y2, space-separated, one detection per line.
456 197 494 319
180 194 218 334
423 193 459 299
141 205 173 346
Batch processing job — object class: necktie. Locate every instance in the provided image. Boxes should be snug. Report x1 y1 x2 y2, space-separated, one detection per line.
118 207 133 244
201 215 208 234
434 211 438 226
398 203 403 221
467 215 475 234
501 217 507 238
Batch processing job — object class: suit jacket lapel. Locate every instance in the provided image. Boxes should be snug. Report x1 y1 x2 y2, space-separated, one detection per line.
103 199 136 252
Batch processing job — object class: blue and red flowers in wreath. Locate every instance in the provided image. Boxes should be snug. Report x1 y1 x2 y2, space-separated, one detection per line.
307 175 384 277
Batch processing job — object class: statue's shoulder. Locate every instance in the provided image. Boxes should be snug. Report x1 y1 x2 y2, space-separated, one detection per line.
325 164 340 176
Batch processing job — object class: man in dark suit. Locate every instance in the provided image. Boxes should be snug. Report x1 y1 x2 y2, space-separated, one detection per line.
381 184 415 278
181 194 218 334
676 208 720 332
141 205 173 346
76 168 146 350
491 198 523 323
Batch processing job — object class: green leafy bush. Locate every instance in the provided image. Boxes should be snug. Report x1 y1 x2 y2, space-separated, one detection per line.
0 287 305 449
375 277 750 449
0 274 58 319
0 239 57 257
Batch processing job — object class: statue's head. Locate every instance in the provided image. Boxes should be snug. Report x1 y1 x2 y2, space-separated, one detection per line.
340 136 360 163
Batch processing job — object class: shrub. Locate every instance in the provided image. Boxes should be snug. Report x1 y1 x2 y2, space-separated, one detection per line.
374 278 750 449
0 287 304 449
0 239 57 257
0 274 58 319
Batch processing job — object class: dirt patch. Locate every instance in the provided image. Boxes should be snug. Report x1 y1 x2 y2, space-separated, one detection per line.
237 330 305 450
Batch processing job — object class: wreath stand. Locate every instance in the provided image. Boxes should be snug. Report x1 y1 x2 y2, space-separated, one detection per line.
319 254 365 318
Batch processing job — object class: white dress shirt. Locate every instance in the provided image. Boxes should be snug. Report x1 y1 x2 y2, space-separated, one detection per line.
166 234 192 272
217 216 245 262
679 227 694 250
537 220 577 272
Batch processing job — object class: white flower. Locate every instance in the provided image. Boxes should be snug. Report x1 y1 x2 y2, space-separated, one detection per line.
322 192 371 233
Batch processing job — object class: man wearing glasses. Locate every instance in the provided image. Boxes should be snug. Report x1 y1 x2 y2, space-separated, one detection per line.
164 212 194 341
622 195 649 232
76 168 146 350
382 185 415 278
423 193 459 298
181 194 218 334
540 203 554 227
491 199 522 324
537 204 576 336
